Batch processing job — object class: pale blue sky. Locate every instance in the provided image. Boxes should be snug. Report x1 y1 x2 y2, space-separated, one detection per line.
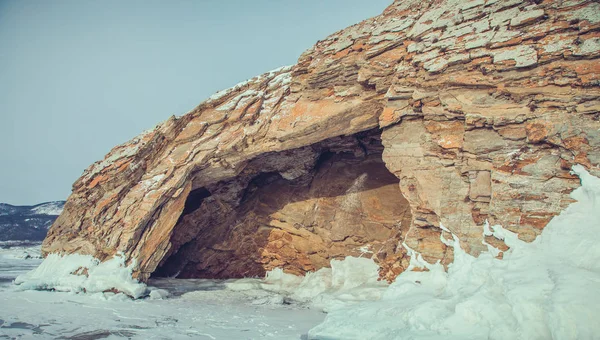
0 0 391 205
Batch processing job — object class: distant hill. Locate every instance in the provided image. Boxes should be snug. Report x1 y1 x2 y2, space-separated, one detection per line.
0 201 65 241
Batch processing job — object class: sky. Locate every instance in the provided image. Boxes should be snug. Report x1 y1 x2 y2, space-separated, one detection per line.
0 0 391 205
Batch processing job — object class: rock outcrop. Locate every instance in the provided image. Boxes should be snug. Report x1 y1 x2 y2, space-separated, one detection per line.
43 0 600 282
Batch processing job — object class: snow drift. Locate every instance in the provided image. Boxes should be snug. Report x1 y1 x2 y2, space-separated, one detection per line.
308 165 600 340
14 253 147 298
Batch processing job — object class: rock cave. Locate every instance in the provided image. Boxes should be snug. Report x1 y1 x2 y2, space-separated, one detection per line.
42 0 600 285
152 128 412 280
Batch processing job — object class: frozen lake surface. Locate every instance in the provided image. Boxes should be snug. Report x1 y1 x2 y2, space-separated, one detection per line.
0 242 325 339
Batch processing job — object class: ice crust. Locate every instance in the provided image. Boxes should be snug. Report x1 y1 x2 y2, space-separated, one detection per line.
261 256 388 311
308 165 600 340
14 253 147 298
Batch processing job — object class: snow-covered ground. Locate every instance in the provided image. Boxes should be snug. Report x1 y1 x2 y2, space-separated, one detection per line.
1 248 390 338
0 242 43 287
2 165 599 339
0 246 326 339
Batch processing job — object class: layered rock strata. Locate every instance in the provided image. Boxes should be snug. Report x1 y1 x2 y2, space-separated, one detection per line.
43 0 600 282
153 130 412 279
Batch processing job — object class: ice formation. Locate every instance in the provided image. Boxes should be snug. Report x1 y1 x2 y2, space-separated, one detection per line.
11 165 600 339
308 165 600 340
14 253 147 298
261 256 388 312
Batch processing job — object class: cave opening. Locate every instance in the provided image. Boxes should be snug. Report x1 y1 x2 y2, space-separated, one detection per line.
181 188 211 217
152 128 412 280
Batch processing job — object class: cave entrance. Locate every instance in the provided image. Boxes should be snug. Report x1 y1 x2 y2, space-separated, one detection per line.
152 128 412 280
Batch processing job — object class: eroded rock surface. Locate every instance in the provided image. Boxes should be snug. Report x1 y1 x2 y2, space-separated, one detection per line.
44 0 600 281
154 130 412 279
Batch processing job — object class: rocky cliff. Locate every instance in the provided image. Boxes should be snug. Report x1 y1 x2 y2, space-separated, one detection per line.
43 0 600 282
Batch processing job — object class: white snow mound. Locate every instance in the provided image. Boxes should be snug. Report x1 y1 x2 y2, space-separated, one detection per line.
308 164 600 340
14 253 147 298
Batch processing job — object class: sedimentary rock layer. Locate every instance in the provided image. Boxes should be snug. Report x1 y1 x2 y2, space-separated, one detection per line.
153 130 412 279
43 0 600 281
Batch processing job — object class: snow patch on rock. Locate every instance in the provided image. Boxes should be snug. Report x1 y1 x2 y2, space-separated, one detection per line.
207 65 293 103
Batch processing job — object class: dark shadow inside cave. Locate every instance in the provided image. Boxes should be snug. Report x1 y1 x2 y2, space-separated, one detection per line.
181 188 212 217
152 128 412 280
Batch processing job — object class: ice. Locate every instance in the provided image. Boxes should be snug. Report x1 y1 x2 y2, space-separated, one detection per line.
0 242 42 260
262 256 388 312
0 284 324 339
10 249 343 305
308 165 600 340
0 243 43 287
1 255 324 339
263 267 305 294
14 253 147 298
148 288 170 300
4 166 599 339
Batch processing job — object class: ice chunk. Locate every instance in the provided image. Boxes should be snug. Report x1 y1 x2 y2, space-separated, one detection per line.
262 256 388 312
148 288 170 300
14 253 147 298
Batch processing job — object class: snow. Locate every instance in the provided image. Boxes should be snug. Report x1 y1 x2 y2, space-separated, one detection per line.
267 65 293 76
268 71 292 88
147 288 170 300
14 253 147 298
262 256 388 312
140 173 166 190
3 165 599 339
0 243 43 286
0 247 325 339
207 78 255 102
216 89 263 112
30 201 64 216
0 204 17 216
1 282 324 339
206 65 292 103
308 165 600 340
0 242 42 260
0 201 64 217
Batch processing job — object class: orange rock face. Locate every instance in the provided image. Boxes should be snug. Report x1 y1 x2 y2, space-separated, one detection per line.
43 0 600 281
153 131 412 280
